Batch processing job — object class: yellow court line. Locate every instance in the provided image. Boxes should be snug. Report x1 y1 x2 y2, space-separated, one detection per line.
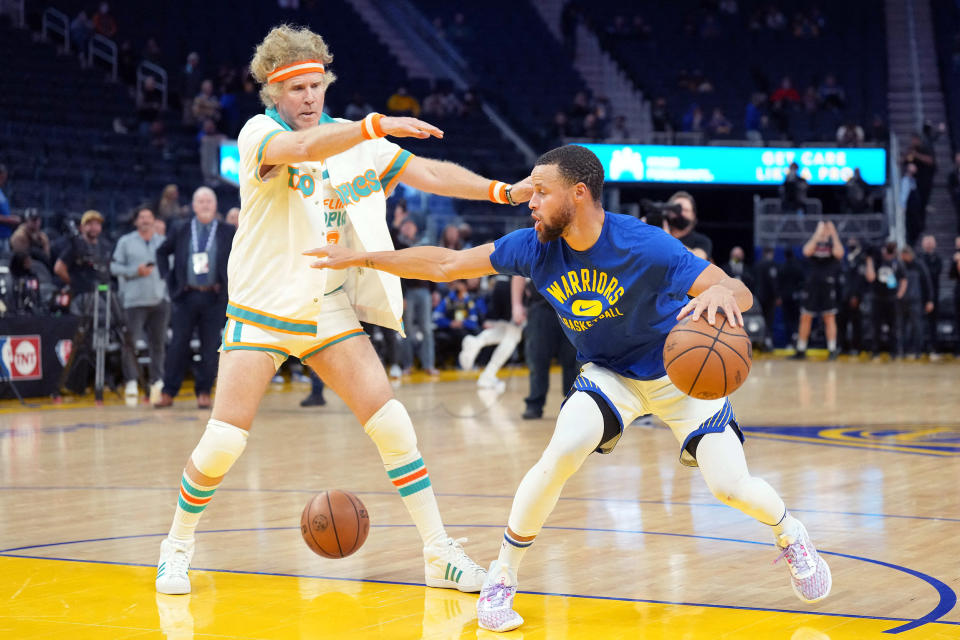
0 556 941 640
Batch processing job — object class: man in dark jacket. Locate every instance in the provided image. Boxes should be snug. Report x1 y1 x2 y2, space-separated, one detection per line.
154 187 235 408
918 234 943 355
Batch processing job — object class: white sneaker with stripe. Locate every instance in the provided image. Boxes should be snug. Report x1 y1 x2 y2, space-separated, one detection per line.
424 537 486 592
156 537 194 595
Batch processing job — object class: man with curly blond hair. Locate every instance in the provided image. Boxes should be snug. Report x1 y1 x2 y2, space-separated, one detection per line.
155 24 532 596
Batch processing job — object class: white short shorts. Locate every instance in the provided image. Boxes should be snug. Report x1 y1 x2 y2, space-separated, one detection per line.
573 362 740 466
221 290 366 370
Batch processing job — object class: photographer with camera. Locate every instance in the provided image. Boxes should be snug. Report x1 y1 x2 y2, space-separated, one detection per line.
54 210 140 396
111 206 170 404
7 252 42 315
10 209 52 270
641 192 713 260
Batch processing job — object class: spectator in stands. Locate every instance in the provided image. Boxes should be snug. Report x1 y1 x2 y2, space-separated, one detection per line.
433 279 485 366
388 198 410 243
901 163 922 245
142 36 162 64
448 12 474 43
10 209 51 270
764 6 788 30
745 93 765 141
155 184 188 221
707 107 733 137
395 216 437 376
844 168 870 213
422 87 463 119
225 207 240 227
866 114 889 143
905 133 936 223
343 93 374 121
792 11 820 38
55 210 140 397
461 89 480 116
801 86 819 115
753 247 780 350
154 187 235 409
866 242 907 359
234 75 262 135
70 8 94 64
137 75 164 133
192 80 222 125
607 115 631 142
780 162 808 214
722 246 754 290
667 191 713 259
457 222 474 249
918 234 942 356
689 69 714 93
593 96 612 135
818 73 845 110
0 164 18 248
681 104 705 133
581 113 602 140
439 224 463 250
386 86 421 117
838 237 868 354
837 121 864 147
111 206 170 404
770 76 800 134
947 152 960 231
791 221 844 360
154 218 167 237
549 111 572 144
197 118 225 146
181 52 203 125
899 246 934 359
93 2 117 39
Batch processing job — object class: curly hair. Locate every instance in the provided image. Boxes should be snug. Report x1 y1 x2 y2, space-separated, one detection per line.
249 25 337 108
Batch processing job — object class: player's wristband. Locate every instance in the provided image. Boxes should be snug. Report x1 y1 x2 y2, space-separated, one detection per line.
361 113 386 140
488 180 509 204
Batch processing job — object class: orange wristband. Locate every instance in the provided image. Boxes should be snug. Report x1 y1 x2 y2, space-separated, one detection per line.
361 113 386 140
489 180 509 204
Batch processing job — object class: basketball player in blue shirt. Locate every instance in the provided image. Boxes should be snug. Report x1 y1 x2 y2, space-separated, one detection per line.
306 145 831 632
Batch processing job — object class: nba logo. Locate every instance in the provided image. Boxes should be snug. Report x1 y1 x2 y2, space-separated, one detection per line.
56 339 73 367
0 335 43 380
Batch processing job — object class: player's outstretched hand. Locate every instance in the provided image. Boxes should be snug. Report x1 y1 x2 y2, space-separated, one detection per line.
509 176 534 204
676 284 743 328
380 116 443 140
304 245 361 270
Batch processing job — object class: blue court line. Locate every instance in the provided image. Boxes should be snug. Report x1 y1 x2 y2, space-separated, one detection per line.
0 525 954 633
2 485 958 524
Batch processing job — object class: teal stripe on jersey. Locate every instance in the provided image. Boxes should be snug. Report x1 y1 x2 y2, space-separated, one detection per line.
379 149 412 189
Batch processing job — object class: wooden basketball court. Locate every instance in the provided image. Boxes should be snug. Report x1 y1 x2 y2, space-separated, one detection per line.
1 359 958 639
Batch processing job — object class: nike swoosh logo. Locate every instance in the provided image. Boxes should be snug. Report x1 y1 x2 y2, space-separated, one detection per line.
571 300 603 317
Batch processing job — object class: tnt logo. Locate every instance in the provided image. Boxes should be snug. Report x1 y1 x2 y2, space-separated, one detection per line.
0 335 42 380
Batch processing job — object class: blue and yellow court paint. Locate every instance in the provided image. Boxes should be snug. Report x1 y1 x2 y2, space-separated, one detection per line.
1 553 956 639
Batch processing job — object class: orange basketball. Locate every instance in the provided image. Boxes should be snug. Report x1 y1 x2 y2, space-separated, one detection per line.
663 312 752 399
300 490 370 559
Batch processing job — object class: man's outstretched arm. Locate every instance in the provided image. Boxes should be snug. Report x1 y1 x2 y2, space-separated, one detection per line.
305 243 499 282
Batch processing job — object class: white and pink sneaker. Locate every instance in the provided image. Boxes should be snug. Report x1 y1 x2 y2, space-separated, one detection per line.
775 521 832 603
477 561 523 632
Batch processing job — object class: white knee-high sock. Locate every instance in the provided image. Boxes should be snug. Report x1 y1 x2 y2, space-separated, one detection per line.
695 426 791 529
169 419 248 543
498 392 604 572
365 399 446 548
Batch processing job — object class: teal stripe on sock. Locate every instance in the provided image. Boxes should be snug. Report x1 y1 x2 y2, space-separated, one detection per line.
178 496 206 514
387 458 424 479
181 477 217 498
397 476 431 497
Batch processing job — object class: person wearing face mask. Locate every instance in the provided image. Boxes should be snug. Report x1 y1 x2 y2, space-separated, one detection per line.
154 187 235 409
837 237 868 355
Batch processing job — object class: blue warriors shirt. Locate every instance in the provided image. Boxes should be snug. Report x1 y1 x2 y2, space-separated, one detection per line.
490 212 710 380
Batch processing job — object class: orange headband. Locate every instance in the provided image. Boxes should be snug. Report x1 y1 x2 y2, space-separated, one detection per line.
267 59 326 84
